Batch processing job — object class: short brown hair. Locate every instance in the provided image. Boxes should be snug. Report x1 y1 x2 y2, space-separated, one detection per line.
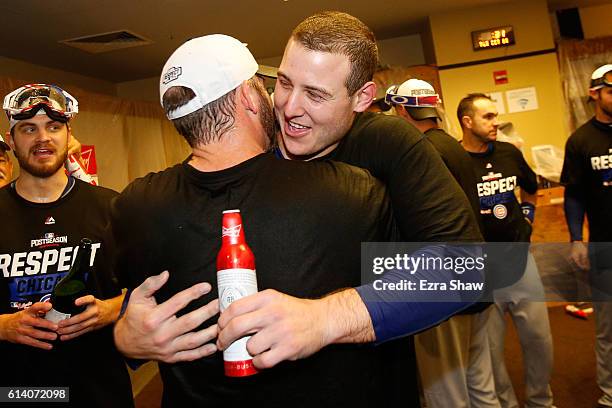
457 93 492 128
162 86 238 147
291 11 378 96
162 78 266 147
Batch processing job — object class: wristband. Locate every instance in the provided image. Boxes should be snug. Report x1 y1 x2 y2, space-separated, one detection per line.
521 202 535 223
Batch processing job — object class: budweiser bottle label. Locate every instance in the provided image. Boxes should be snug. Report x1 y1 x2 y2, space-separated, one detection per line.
65 154 97 186
218 268 258 376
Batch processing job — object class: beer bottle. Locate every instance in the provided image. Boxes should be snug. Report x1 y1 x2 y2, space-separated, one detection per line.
45 238 92 323
217 210 258 377
65 154 97 185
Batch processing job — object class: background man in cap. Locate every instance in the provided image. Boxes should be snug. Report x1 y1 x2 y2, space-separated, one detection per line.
561 63 612 408
386 78 499 408
459 93 554 408
0 135 13 188
113 33 412 407
0 84 132 407
218 11 484 378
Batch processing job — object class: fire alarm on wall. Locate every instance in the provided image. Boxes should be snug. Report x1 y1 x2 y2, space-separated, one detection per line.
494 70 508 85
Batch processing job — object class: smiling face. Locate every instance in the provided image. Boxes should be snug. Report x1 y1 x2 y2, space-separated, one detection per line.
8 114 69 178
273 39 363 160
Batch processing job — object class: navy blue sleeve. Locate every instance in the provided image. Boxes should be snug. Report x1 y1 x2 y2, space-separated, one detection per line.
355 245 485 344
564 185 586 242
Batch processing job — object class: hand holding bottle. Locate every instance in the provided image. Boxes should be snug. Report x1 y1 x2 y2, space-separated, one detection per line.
57 294 123 341
217 288 374 369
0 302 58 350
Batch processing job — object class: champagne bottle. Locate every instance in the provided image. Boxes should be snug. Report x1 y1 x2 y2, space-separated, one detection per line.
45 238 92 323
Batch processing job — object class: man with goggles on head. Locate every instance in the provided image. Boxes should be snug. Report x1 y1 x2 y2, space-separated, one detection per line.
561 64 612 408
0 84 133 407
2 84 85 184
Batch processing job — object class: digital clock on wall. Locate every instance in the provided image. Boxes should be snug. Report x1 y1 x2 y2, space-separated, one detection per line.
472 26 515 50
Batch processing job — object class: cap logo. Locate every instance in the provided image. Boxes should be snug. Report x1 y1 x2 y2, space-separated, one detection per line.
222 224 242 238
163 67 182 84
410 89 435 96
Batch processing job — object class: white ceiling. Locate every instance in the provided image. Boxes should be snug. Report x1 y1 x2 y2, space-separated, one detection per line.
0 0 608 83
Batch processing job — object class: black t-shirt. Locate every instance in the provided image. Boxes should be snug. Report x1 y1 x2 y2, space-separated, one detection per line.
561 118 612 242
467 141 537 242
324 112 483 243
425 128 484 232
0 179 133 408
111 153 412 407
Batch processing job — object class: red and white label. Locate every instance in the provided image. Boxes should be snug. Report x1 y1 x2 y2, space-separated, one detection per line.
222 224 242 239
217 268 258 377
493 70 508 85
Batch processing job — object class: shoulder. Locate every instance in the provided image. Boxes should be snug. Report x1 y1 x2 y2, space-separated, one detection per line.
0 184 12 199
75 179 118 201
120 163 182 199
426 129 463 150
494 140 524 158
345 112 425 151
271 156 387 207
567 119 599 147
572 119 597 137
112 164 183 220
0 185 16 212
287 156 382 189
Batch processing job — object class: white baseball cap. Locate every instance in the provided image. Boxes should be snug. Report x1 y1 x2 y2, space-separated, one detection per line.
590 64 612 90
386 79 441 120
159 34 259 120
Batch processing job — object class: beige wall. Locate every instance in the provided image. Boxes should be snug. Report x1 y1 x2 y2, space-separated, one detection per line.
377 34 425 67
580 4 612 39
116 77 160 103
0 56 116 96
430 0 554 67
439 53 568 159
430 0 568 164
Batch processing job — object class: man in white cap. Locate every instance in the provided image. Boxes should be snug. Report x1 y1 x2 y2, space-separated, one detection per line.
112 34 412 407
386 79 499 408
561 63 612 408
0 135 13 188
0 84 132 407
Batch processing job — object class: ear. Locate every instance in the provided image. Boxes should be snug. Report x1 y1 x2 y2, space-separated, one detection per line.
461 115 472 129
352 81 377 113
589 88 600 101
395 104 408 118
238 81 259 115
